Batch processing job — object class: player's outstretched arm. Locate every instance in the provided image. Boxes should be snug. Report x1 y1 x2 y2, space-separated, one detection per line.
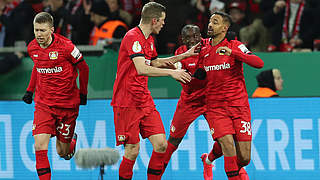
76 60 89 105
133 56 191 83
216 46 264 69
22 66 37 104
151 43 201 68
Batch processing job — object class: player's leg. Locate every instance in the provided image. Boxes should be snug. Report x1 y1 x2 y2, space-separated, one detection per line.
217 135 241 180
163 101 204 174
148 133 167 180
55 107 78 160
208 107 241 180
34 134 51 180
232 106 252 180
200 141 222 180
33 104 56 180
120 143 140 180
113 107 142 180
141 107 167 180
203 141 223 164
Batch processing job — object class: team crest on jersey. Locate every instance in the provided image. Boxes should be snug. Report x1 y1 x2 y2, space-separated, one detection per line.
132 41 142 53
170 125 176 133
49 51 58 60
118 135 126 142
32 124 36 130
210 128 214 135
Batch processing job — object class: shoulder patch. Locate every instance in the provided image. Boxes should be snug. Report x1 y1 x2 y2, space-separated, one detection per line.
132 41 142 53
71 46 82 60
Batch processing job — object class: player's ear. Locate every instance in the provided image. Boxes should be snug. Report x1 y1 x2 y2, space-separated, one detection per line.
151 18 158 25
51 26 54 33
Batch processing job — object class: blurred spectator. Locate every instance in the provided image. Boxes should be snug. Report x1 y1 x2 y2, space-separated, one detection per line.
235 0 270 52
227 0 250 38
209 0 226 14
260 0 316 52
189 0 211 36
252 68 283 97
0 0 39 46
106 0 133 26
68 0 94 45
43 0 77 38
89 0 128 46
154 0 194 54
0 0 20 47
119 0 142 27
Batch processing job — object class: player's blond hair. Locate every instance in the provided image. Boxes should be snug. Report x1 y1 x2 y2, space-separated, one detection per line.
33 12 54 27
141 2 166 24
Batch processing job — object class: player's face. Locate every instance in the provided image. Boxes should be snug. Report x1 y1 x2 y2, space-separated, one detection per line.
273 69 283 91
182 28 201 49
34 22 54 46
152 12 165 34
207 14 226 37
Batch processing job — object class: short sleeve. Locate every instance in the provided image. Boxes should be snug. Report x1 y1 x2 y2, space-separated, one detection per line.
232 40 252 54
125 34 144 59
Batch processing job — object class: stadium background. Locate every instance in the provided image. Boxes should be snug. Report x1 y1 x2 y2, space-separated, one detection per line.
1 50 320 179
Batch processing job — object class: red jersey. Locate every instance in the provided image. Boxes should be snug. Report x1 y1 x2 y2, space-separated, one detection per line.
27 33 83 108
111 27 157 107
198 38 263 107
175 45 206 104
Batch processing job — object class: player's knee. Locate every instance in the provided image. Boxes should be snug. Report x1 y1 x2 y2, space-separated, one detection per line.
154 141 168 153
126 145 140 159
34 142 48 151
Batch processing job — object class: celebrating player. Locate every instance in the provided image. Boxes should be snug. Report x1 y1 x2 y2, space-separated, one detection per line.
111 2 200 180
22 12 89 180
198 11 264 180
161 24 209 176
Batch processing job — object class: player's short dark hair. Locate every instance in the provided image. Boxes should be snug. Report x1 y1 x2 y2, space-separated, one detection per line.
33 12 54 27
212 11 232 27
181 24 200 37
141 2 166 23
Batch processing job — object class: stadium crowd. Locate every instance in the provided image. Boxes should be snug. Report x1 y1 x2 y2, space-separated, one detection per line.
0 0 319 54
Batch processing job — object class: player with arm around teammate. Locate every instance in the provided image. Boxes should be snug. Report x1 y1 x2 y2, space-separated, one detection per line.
198 11 264 180
160 24 212 177
111 2 199 180
22 12 89 180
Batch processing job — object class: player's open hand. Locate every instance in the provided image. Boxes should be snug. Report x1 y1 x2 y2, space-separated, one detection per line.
185 42 201 57
171 69 191 84
216 46 232 56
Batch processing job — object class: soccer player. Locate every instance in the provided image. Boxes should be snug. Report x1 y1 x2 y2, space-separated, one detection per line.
198 11 264 180
22 12 89 180
161 24 209 175
111 2 199 180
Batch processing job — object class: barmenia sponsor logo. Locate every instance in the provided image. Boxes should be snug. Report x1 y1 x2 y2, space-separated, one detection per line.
36 66 63 73
204 62 230 71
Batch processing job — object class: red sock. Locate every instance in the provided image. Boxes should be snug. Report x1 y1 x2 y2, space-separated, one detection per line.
208 142 223 162
224 156 241 180
163 141 178 169
35 150 51 180
147 150 165 180
119 156 135 180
